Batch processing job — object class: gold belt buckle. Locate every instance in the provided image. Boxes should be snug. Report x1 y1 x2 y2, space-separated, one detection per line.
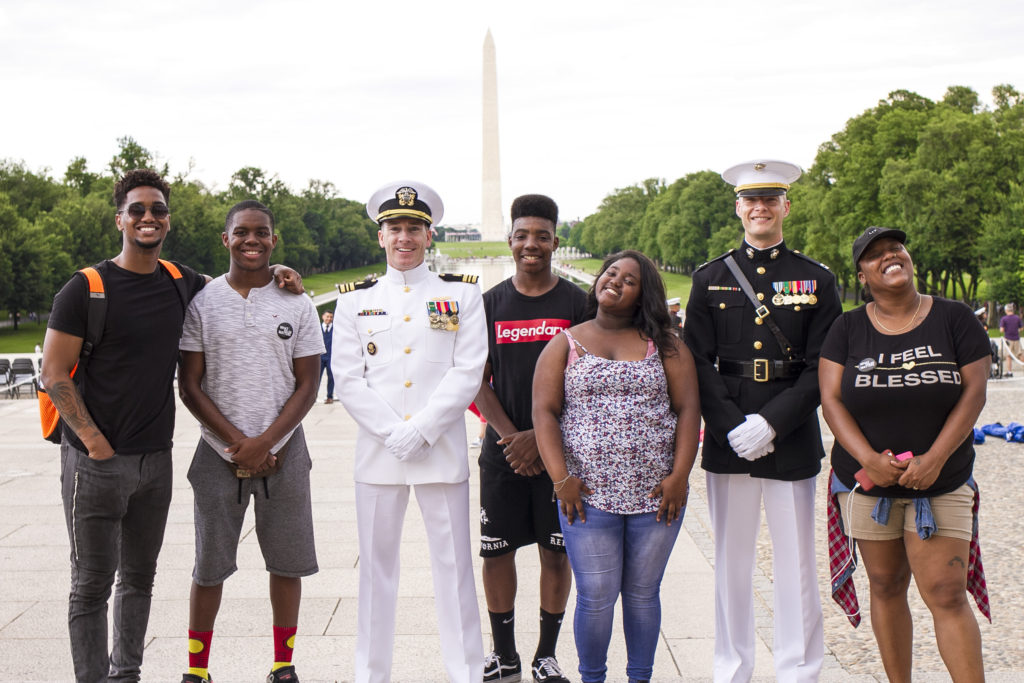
753 358 769 382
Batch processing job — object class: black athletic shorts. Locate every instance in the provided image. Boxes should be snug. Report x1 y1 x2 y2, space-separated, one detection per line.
479 461 565 557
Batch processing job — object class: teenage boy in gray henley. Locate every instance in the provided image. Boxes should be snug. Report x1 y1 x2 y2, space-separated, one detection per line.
177 200 323 683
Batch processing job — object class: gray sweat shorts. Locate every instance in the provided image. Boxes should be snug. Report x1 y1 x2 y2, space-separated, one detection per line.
187 425 318 585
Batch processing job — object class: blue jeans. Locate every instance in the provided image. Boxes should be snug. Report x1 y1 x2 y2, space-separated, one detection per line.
559 503 682 683
60 442 173 682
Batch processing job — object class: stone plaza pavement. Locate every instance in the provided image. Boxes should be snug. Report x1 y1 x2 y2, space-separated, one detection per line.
2 381 1023 682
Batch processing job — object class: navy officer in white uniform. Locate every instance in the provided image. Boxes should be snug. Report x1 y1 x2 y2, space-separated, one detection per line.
683 161 841 683
332 181 486 683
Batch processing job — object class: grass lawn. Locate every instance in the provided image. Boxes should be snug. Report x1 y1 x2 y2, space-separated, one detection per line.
0 324 47 353
567 257 693 303
302 262 386 297
433 241 511 258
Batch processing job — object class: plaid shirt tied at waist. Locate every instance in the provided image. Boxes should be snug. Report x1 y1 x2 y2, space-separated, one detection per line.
827 470 991 627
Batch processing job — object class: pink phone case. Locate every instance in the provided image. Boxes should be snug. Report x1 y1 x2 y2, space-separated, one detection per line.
854 450 912 491
853 468 875 491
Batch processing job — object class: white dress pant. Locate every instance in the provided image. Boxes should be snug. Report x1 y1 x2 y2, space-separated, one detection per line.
354 480 484 683
706 472 824 683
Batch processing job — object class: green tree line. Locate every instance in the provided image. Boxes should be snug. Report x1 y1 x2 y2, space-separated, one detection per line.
0 138 381 330
568 85 1024 308
5 86 1024 328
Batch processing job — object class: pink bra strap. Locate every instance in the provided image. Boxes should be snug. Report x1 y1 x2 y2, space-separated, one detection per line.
646 337 657 358
564 330 585 367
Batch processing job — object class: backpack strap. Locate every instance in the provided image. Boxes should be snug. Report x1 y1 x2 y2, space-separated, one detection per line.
158 258 183 279
158 259 191 314
78 266 108 364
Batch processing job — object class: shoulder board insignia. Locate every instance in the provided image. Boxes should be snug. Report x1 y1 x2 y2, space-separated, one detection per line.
337 278 379 294
790 251 831 271
694 249 735 273
439 273 479 284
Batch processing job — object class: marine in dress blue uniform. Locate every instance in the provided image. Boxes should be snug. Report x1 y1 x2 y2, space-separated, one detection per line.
683 160 841 683
331 181 486 683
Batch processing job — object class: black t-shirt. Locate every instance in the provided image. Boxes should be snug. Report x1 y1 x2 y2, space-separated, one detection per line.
48 260 205 454
821 298 990 497
479 277 589 470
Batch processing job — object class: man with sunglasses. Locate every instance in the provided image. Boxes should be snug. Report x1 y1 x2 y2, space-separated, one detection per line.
42 169 304 682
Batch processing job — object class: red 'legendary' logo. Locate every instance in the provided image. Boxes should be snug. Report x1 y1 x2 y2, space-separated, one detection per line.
495 319 571 344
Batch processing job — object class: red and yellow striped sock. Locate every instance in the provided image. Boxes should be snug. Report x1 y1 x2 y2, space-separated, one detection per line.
188 629 213 678
272 624 297 671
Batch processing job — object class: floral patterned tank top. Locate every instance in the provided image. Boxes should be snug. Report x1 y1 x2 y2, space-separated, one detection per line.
560 329 677 514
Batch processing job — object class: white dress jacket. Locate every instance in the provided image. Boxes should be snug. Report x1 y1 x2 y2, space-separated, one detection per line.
332 262 487 485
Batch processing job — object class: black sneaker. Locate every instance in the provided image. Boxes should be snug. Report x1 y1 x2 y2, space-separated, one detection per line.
483 651 522 681
181 675 210 683
267 665 299 682
532 656 570 683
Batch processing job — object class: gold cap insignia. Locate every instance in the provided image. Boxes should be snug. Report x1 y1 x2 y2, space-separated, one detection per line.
754 163 766 171
396 187 417 207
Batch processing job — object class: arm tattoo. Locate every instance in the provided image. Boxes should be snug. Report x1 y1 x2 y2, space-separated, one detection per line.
948 555 966 570
48 377 102 443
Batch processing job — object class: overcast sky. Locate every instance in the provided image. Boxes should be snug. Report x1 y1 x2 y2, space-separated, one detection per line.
2 0 1023 225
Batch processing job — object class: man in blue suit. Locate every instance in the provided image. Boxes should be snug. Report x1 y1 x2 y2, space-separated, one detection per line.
319 310 335 403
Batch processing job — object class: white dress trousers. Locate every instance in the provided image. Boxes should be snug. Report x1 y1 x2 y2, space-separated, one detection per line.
355 481 482 683
705 471 824 683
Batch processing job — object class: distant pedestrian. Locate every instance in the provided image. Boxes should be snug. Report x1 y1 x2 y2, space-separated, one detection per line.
320 310 335 403
667 297 683 338
1000 303 1022 376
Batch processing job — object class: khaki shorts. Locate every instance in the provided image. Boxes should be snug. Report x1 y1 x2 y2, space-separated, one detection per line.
839 482 973 542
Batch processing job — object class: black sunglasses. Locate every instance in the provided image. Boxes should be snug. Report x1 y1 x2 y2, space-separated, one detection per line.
119 202 170 219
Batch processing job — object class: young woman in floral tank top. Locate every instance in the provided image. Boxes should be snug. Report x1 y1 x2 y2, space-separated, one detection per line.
533 250 701 683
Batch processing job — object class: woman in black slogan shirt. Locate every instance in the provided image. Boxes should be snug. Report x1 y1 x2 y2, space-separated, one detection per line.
819 227 990 682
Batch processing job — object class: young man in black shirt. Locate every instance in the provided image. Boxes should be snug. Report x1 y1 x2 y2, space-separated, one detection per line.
475 195 589 683
42 170 302 683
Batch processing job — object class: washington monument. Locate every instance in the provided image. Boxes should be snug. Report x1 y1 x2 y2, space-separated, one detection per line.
481 29 505 241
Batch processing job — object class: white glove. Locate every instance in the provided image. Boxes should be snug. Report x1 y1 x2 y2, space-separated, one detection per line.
727 414 776 461
385 422 428 461
739 440 775 461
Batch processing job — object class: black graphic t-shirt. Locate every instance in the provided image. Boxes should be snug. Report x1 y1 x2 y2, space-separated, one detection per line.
821 297 991 497
480 277 589 471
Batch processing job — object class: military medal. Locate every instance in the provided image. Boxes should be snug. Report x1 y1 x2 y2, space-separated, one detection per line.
796 280 817 305
427 299 461 331
771 281 785 306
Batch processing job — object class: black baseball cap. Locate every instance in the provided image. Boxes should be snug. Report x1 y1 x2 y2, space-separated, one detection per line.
852 226 907 269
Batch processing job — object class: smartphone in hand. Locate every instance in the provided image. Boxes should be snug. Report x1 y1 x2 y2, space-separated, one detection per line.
854 451 912 491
